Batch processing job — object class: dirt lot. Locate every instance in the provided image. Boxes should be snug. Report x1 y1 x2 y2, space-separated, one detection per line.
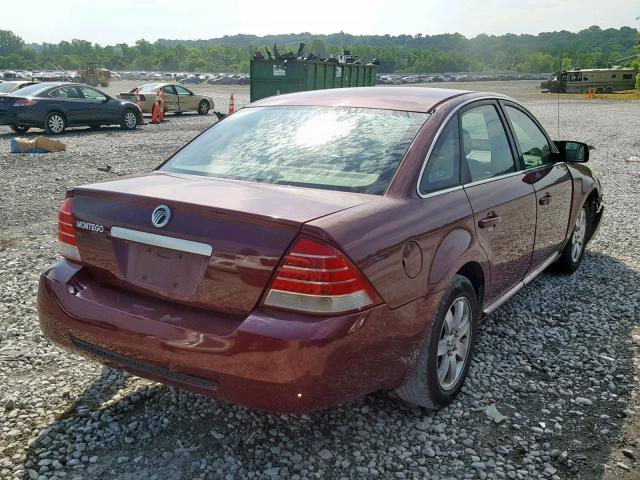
1 81 639 480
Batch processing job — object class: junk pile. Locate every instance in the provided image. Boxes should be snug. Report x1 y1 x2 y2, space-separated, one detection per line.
10 136 66 153
252 43 379 67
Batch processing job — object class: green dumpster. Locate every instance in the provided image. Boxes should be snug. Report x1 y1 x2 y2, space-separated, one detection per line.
250 59 376 103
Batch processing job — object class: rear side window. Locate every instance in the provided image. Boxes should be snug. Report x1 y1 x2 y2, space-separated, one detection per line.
50 87 81 99
161 106 429 195
461 105 515 182
505 106 552 168
419 117 460 195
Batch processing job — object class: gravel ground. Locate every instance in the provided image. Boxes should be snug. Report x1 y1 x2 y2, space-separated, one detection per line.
1 82 639 480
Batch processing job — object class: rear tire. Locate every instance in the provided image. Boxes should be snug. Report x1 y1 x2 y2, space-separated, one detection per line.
44 112 67 135
120 110 138 130
10 125 30 134
198 100 210 115
395 275 479 409
553 204 592 273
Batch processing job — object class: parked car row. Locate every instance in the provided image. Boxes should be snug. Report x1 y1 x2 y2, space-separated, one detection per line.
377 72 550 85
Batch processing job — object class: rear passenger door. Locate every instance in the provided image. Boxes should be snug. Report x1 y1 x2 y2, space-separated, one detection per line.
48 86 86 125
460 102 537 303
502 102 572 271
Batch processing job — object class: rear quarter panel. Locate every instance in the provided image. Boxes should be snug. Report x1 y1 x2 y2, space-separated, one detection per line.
306 193 490 309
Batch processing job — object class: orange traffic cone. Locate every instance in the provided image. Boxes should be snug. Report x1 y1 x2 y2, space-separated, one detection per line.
228 93 235 114
150 103 159 124
150 90 161 124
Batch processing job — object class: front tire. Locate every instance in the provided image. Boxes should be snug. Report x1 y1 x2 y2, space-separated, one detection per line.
121 110 138 130
395 275 479 409
197 100 210 115
44 112 66 135
10 125 30 134
554 205 591 273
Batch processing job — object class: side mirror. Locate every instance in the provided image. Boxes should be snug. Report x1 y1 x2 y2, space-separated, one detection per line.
554 140 592 163
102 96 111 103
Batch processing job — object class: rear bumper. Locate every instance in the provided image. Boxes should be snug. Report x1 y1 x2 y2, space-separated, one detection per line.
0 109 40 127
38 260 440 412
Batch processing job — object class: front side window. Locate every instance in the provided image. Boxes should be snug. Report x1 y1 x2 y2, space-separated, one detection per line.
79 87 107 101
162 86 177 95
419 117 460 195
161 106 428 195
460 105 515 182
174 86 192 96
505 106 552 168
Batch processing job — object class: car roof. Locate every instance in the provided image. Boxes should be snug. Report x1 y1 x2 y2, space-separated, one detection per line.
249 87 483 113
30 82 87 88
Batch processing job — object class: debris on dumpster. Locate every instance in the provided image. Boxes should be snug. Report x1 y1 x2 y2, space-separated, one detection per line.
10 136 66 153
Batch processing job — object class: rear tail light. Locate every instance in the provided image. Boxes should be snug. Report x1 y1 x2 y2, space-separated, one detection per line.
58 198 81 262
13 99 37 107
263 236 381 315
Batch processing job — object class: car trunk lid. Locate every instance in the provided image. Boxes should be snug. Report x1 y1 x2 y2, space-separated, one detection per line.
70 172 370 316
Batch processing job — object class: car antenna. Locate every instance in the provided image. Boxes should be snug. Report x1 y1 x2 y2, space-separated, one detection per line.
557 53 562 139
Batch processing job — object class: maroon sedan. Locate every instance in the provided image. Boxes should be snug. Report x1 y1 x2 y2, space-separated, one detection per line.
38 87 603 412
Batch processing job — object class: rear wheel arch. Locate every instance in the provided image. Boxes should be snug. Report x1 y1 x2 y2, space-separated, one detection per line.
456 262 485 309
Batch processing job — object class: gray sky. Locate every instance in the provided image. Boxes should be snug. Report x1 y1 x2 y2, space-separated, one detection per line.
2 0 638 44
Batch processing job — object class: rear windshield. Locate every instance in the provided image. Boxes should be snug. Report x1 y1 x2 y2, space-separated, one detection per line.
8 83 47 96
138 83 162 93
0 83 18 93
160 106 428 194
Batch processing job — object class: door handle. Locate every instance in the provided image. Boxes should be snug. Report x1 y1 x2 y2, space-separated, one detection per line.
539 193 552 206
478 214 501 229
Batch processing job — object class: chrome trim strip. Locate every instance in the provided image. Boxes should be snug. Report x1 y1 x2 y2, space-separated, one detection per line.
419 185 464 200
462 170 522 189
110 226 213 257
483 282 524 316
523 252 560 285
416 95 509 199
264 289 372 314
483 252 560 315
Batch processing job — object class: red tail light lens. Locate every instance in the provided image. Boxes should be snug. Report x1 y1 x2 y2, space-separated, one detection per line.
263 236 381 314
13 99 37 107
57 198 81 262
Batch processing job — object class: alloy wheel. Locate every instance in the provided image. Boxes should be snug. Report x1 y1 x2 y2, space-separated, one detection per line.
199 101 209 114
124 112 137 129
571 208 587 263
48 115 65 133
436 297 472 390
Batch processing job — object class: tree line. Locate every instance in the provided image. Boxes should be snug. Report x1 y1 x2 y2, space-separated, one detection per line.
0 26 637 74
